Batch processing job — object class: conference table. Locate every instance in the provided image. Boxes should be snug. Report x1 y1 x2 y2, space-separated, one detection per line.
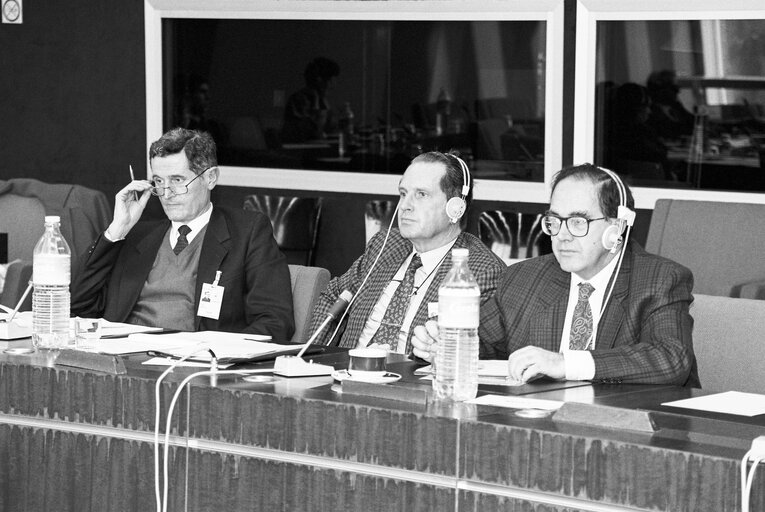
0 343 763 512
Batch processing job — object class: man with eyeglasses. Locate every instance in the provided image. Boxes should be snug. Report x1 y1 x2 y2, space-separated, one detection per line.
413 163 698 386
71 128 294 339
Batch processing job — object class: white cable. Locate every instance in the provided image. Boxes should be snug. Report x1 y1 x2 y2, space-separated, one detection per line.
153 344 208 512
161 367 274 512
325 199 400 345
742 449 753 512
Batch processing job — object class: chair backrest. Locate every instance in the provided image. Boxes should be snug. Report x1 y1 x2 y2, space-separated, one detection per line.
690 294 765 394
0 194 46 263
288 264 330 345
244 195 322 266
646 199 765 298
0 260 32 310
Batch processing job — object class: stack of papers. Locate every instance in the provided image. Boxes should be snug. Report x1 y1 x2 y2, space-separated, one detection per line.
88 330 297 364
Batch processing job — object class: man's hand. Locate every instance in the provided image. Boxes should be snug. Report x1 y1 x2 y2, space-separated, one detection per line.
106 180 152 240
507 346 566 383
412 320 439 362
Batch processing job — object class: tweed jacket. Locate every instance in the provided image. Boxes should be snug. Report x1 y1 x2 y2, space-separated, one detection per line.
310 229 505 351
71 207 295 341
480 242 699 386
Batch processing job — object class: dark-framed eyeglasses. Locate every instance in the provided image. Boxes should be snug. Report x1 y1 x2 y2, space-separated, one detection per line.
541 214 606 238
150 166 213 197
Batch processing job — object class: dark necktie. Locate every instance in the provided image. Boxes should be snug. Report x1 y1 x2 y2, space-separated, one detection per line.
368 254 423 350
173 225 191 255
569 282 595 350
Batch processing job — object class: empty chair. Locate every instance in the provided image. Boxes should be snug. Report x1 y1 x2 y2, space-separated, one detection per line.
244 195 322 266
478 211 551 264
690 294 765 394
0 178 110 309
288 264 330 344
646 199 765 298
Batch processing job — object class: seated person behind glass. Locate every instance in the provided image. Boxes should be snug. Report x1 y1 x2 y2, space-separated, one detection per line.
413 164 698 387
71 128 294 340
308 151 504 354
281 57 340 143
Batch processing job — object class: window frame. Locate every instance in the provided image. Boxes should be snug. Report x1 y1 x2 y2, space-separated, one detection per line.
144 0 565 204
574 0 765 208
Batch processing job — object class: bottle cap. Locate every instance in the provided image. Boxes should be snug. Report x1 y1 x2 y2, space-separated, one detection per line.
44 215 61 223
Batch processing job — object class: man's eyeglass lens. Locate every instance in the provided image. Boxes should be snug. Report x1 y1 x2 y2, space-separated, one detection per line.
542 216 604 237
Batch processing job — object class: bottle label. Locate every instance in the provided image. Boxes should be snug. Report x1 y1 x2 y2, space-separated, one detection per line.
438 288 479 328
33 254 70 285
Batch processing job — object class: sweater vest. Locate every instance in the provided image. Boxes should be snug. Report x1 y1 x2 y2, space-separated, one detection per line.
126 225 207 331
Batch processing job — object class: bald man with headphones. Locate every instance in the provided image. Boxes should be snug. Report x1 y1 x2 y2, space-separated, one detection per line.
308 151 504 354
414 163 699 386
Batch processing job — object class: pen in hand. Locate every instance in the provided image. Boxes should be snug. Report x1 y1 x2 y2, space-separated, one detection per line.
128 165 139 202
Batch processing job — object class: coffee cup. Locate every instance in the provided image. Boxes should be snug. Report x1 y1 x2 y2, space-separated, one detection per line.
348 348 387 378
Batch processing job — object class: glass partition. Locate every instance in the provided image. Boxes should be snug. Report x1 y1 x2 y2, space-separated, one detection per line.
163 18 547 182
594 19 765 192
575 0 765 207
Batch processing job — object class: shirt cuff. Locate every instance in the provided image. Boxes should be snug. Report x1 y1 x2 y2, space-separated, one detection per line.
563 350 596 381
103 228 124 242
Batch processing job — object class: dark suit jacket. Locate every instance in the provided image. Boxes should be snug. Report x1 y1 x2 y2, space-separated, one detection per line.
310 229 505 351
71 207 295 341
480 242 699 386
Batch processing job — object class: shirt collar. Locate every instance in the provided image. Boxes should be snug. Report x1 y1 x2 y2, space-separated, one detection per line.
571 248 621 292
171 202 213 242
414 236 458 274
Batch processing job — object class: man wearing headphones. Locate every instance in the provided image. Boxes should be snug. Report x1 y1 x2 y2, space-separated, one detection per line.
413 163 699 386
308 151 504 353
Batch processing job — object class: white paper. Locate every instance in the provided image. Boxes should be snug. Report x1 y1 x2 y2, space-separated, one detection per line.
662 391 765 417
98 320 163 338
415 360 524 386
141 357 232 368
89 330 282 362
469 394 563 410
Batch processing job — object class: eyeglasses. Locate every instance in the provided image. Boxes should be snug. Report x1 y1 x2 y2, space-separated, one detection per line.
541 214 606 238
150 167 212 197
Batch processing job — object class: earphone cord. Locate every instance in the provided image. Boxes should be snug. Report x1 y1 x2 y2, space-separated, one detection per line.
326 201 400 345
585 224 632 349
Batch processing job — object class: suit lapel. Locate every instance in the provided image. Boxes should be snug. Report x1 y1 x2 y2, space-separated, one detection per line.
529 262 570 351
596 244 632 349
194 209 231 329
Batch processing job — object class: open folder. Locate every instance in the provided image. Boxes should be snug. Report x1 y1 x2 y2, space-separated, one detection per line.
88 330 309 364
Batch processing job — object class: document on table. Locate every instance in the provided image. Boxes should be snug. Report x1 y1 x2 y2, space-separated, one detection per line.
98 319 163 338
86 330 294 364
415 360 524 386
662 391 765 417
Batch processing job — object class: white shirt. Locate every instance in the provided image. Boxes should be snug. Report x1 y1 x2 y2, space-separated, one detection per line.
559 250 621 381
169 203 213 249
357 238 457 353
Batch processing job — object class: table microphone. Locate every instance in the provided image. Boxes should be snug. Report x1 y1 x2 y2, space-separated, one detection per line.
274 290 353 377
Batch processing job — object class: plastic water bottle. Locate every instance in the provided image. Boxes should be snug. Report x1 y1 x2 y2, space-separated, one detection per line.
434 248 479 401
32 216 71 350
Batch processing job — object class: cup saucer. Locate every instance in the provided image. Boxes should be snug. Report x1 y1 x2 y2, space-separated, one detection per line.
331 369 402 384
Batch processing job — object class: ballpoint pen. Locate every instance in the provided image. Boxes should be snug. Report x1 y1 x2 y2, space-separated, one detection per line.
129 164 139 201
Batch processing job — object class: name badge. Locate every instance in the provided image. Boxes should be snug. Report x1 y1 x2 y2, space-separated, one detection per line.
198 271 224 320
427 302 439 319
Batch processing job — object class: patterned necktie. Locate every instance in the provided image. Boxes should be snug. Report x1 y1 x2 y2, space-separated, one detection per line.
569 282 595 350
173 225 191 255
368 254 423 350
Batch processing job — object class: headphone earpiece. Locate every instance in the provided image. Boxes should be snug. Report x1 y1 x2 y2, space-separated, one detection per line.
444 155 471 224
445 197 466 223
601 222 623 253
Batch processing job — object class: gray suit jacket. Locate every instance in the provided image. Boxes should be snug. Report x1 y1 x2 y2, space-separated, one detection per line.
480 242 699 386
310 229 504 352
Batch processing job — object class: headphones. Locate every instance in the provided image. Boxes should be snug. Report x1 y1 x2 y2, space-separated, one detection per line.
444 155 471 224
596 166 636 253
